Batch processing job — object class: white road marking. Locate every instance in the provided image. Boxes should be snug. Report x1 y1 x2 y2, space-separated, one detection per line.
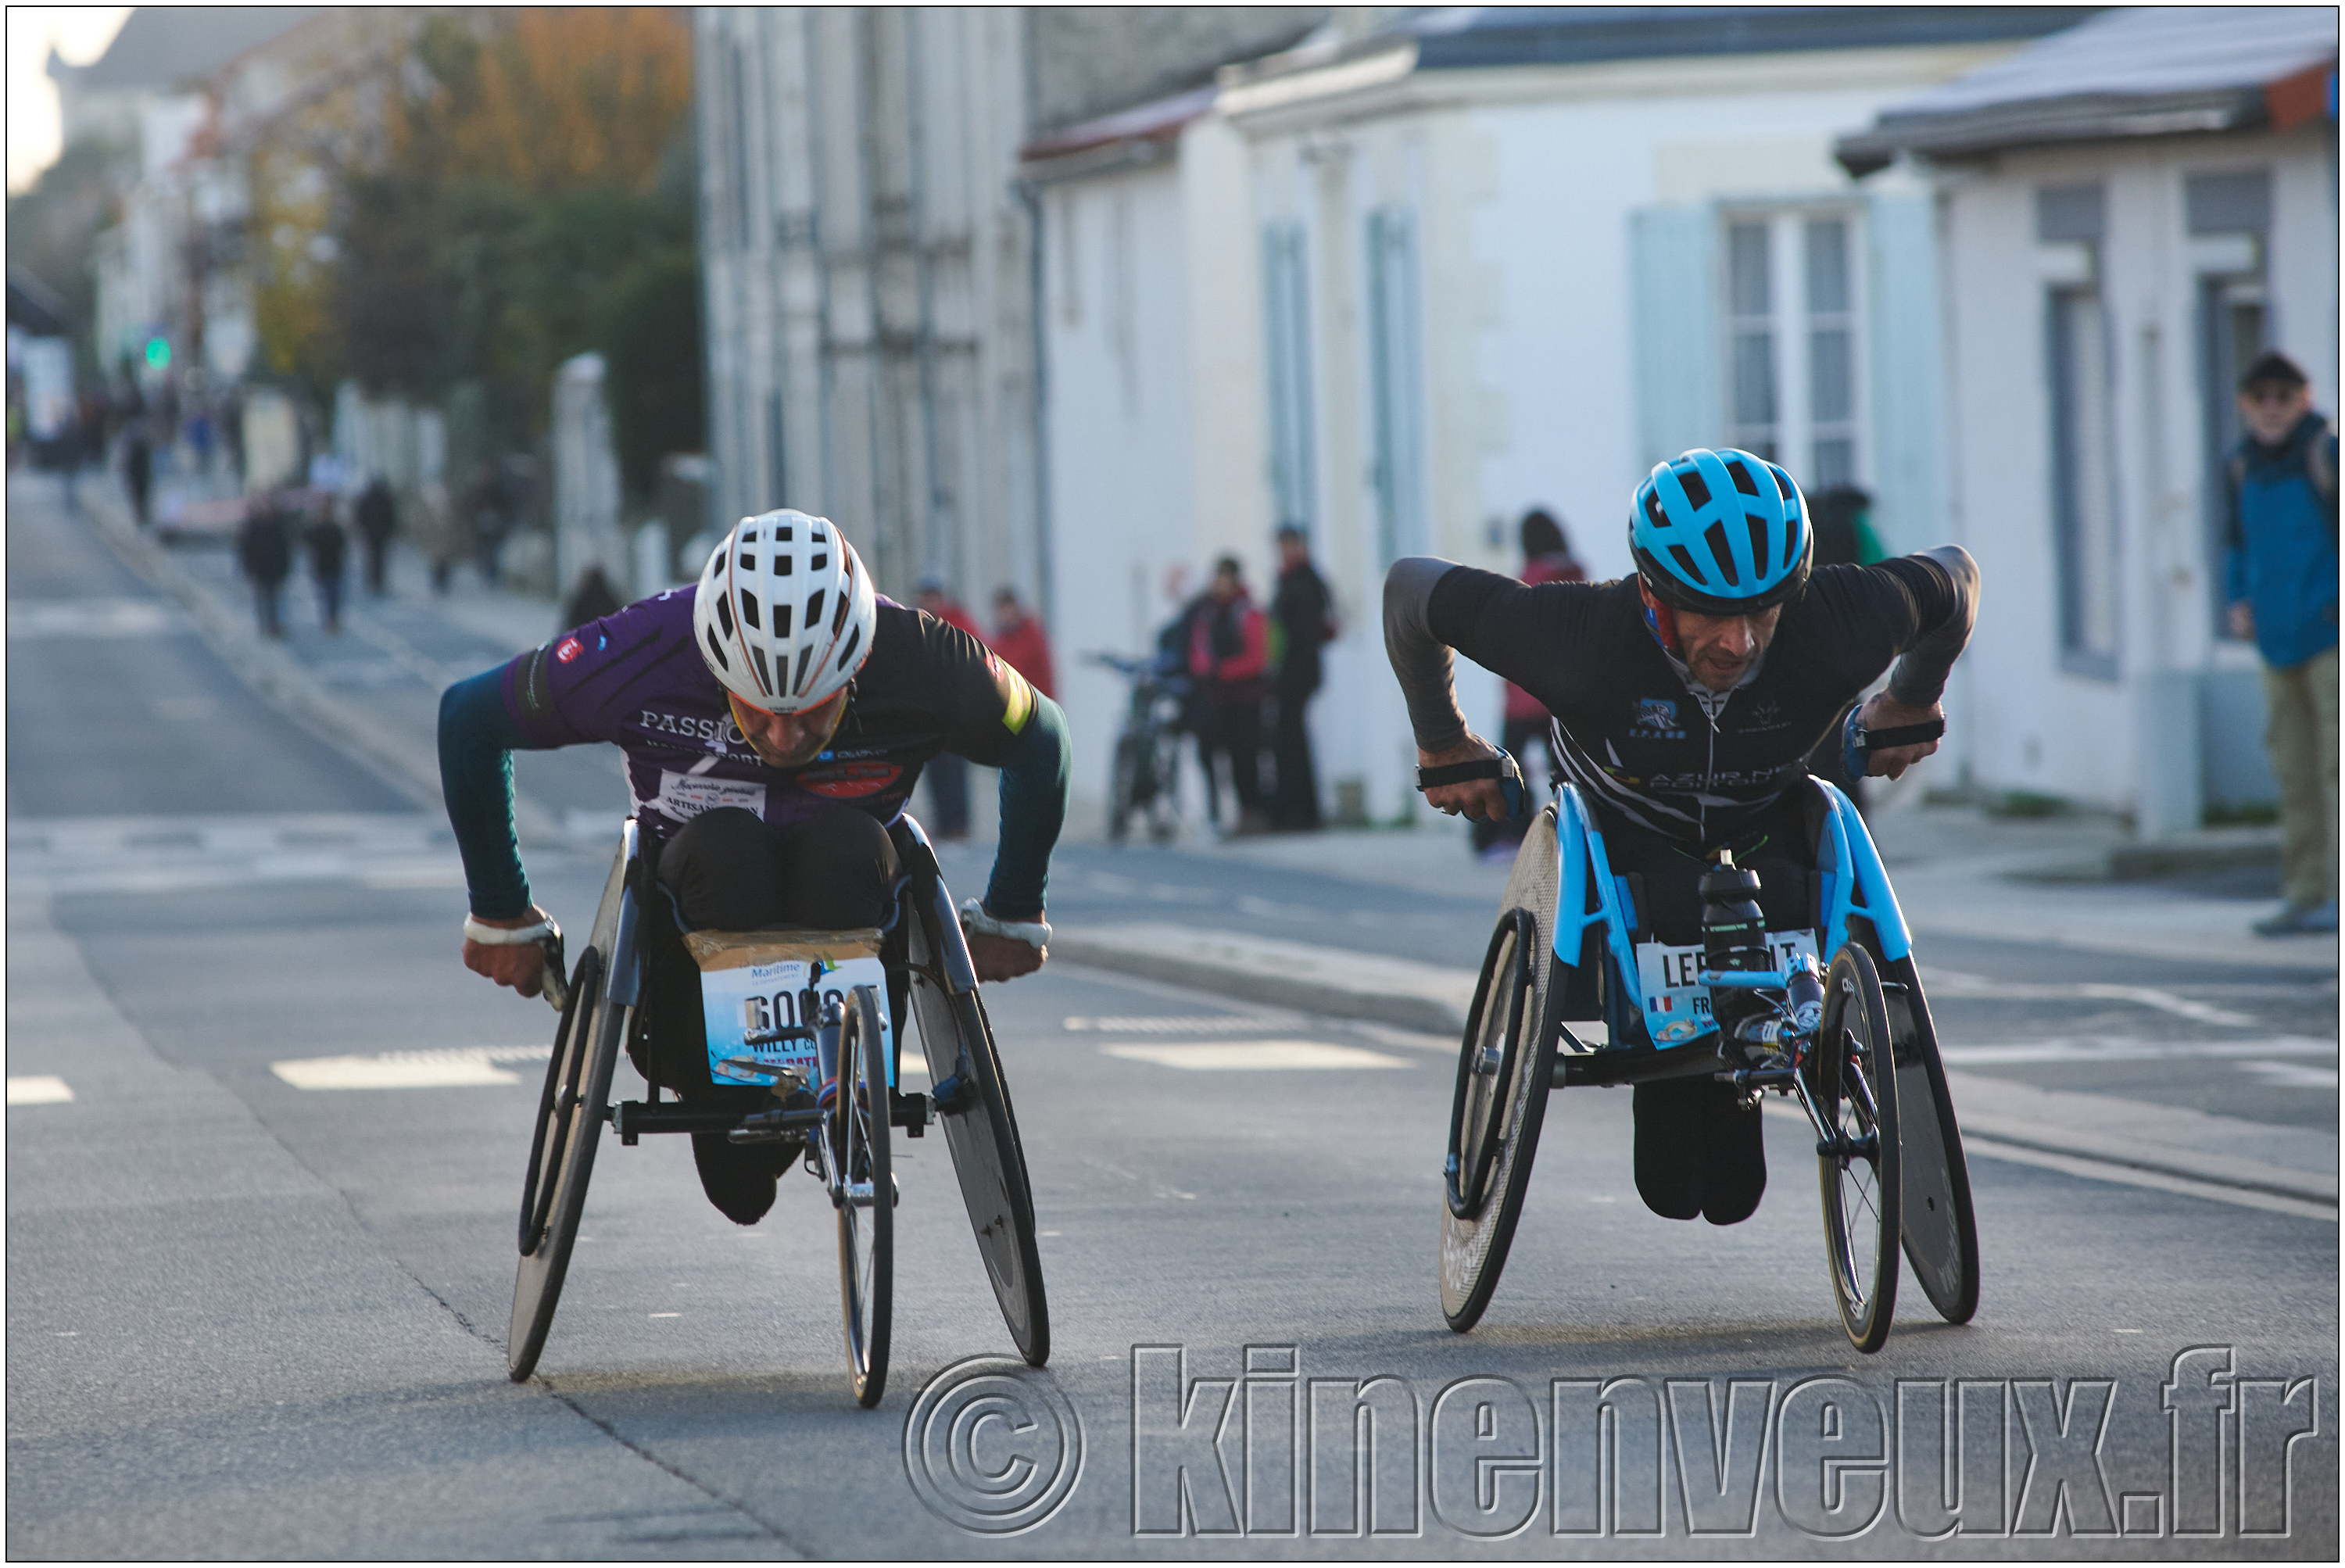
10 813 459 895
1064 1015 1279 1033
7 599 188 639
1101 1041 1410 1071
271 1045 549 1090
2236 1060 2342 1090
1939 1036 2334 1065
7 1076 75 1105
1922 968 2259 1027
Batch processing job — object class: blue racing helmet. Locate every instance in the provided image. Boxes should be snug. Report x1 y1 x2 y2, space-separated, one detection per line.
1629 448 1812 615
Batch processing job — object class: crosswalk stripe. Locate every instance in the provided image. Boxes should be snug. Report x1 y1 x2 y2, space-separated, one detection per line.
271 1045 550 1090
6 1076 74 1105
1101 1041 1410 1071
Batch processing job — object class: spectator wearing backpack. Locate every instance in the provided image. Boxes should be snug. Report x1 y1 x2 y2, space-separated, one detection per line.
2224 350 2340 936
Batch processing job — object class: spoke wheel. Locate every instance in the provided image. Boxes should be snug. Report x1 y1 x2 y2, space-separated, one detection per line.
1439 806 1563 1333
1813 944 1901 1354
509 948 625 1381
908 906 1050 1366
833 986 893 1409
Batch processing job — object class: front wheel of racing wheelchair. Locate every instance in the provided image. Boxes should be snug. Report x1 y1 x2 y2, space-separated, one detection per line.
504 815 1050 1394
1437 781 1980 1352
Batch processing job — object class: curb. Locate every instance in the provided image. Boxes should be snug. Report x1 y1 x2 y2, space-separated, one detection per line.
83 485 568 847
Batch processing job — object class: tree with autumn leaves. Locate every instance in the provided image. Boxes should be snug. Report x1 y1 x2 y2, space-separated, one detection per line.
275 8 702 497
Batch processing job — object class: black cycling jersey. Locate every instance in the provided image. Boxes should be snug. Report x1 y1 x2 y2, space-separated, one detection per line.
1385 553 1975 847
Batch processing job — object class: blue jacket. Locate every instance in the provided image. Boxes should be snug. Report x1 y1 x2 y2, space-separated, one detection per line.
2225 412 2340 670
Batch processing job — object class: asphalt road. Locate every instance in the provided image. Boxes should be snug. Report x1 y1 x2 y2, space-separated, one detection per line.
7 477 2337 1557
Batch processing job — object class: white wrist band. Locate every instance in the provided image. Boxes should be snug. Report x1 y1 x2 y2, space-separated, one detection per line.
464 915 558 947
959 897 1049 947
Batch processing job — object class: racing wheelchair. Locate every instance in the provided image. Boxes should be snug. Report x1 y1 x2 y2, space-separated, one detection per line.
1436 762 1980 1353
506 814 1047 1405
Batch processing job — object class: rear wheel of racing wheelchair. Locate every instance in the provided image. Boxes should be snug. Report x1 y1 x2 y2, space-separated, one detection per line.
1813 944 1901 1353
906 890 1051 1366
832 986 893 1409
509 843 635 1381
1876 957 1981 1326
1440 804 1564 1333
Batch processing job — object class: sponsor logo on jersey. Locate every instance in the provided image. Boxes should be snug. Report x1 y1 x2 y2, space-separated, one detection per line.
1630 696 1684 739
638 708 746 748
799 761 904 799
1740 698 1790 732
556 636 583 664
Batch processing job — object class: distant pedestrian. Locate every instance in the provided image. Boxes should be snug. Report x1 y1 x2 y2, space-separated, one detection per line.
2222 350 2340 936
355 474 398 595
1268 526 1335 832
915 575 983 839
1475 508 1584 858
238 493 294 639
987 587 1057 699
305 500 349 634
562 564 625 633
1187 555 1272 836
124 424 153 527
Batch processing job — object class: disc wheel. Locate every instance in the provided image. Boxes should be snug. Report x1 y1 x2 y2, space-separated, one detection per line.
833 986 893 1409
1439 805 1563 1333
1881 958 1981 1323
908 904 1050 1366
1813 944 1901 1354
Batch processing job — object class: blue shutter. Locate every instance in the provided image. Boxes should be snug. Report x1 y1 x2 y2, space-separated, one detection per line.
1863 194 1946 556
1367 206 1427 565
1262 224 1317 532
1628 204 1720 474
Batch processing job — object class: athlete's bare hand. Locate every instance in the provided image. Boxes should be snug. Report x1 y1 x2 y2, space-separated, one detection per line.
1855 693 1943 780
1418 732 1509 821
464 905 550 998
965 908 1047 983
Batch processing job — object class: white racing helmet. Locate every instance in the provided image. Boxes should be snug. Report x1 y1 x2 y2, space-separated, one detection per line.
693 510 877 711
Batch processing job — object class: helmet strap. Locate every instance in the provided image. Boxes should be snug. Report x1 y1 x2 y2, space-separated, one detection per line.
1635 578 1683 657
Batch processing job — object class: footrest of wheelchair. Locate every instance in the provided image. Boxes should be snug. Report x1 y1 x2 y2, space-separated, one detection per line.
1551 1042 1731 1090
608 1101 821 1145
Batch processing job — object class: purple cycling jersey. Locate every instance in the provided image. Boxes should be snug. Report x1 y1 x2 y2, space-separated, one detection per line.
498 586 1036 844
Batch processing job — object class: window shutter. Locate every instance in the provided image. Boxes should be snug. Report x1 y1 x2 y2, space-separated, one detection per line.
1367 206 1427 564
1865 192 1946 557
1262 224 1317 532
1628 204 1720 474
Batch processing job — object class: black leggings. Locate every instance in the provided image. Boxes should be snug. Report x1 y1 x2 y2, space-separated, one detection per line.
1598 788 1823 1226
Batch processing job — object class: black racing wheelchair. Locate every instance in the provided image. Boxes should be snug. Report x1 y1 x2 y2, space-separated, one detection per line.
1436 764 1981 1352
507 815 1047 1405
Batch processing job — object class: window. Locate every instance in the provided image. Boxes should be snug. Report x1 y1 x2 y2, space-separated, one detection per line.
1262 222 1316 532
1722 212 1864 492
1366 206 1426 565
2047 288 2121 673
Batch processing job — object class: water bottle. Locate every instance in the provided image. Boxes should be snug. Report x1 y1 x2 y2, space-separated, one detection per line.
1699 850 1771 1036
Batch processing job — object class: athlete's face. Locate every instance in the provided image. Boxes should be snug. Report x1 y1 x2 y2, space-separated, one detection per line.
1641 580 1781 692
728 687 849 768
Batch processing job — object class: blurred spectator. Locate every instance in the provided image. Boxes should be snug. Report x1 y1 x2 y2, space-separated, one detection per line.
238 493 294 639
1803 486 1885 814
1476 509 1584 858
988 587 1057 699
305 499 349 634
563 564 625 632
2222 350 2339 937
1187 555 1272 836
355 474 399 596
915 575 983 839
123 421 153 527
1269 526 1336 832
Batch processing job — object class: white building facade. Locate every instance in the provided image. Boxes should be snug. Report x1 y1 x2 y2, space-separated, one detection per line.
1841 7 2340 826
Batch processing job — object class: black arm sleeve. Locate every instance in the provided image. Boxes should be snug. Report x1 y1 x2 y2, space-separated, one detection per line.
1381 557 1469 752
1884 545 1978 707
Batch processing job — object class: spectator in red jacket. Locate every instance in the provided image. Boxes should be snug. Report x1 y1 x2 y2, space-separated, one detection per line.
1187 555 1272 836
1477 508 1585 859
988 586 1058 700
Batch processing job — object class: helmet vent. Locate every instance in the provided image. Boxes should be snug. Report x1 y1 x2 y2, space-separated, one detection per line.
804 589 825 630
811 553 829 571
739 553 755 571
775 601 792 637
704 626 730 670
1748 517 1770 578
1678 469 1711 509
739 589 761 631
750 643 774 696
834 623 862 671
1668 544 1705 585
714 593 736 637
1727 459 1760 498
1770 464 1795 500
793 643 815 695
776 553 792 575
832 589 850 633
776 524 792 542
1703 522 1738 586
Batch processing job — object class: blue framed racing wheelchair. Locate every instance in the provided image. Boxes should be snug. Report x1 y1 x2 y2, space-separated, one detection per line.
1439 772 1981 1353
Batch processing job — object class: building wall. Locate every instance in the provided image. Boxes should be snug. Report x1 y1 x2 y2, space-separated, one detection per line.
697 7 1041 607
1936 125 2333 819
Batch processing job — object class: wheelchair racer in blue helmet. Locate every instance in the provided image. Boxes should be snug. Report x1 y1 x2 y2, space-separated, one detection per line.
1384 447 1978 1226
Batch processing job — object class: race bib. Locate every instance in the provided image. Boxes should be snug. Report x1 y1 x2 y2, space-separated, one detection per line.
655 768 766 823
1634 930 1820 1047
684 929 893 1091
